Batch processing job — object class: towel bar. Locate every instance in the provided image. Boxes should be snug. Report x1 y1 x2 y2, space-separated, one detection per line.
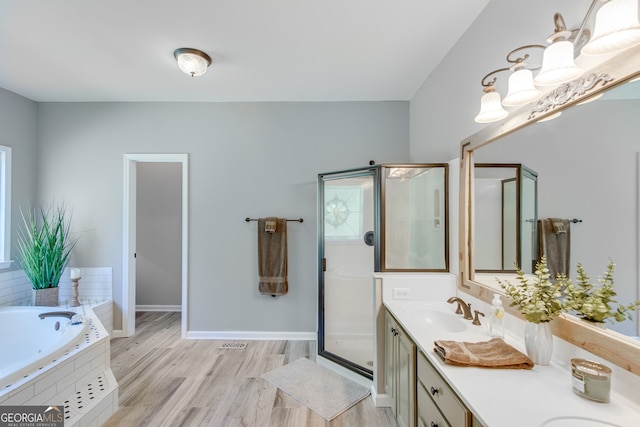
245 217 303 223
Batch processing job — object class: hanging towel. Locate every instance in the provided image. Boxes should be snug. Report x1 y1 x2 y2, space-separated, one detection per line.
537 218 571 281
433 338 534 369
258 217 288 296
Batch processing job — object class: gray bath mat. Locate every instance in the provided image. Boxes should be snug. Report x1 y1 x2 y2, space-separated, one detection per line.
261 357 370 421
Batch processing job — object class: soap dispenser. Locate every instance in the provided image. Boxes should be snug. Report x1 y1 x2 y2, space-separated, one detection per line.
490 293 505 339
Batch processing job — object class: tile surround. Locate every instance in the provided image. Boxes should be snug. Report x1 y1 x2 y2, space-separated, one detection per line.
0 267 112 307
0 267 116 426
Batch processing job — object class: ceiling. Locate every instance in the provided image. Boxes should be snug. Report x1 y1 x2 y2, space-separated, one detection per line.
0 0 489 103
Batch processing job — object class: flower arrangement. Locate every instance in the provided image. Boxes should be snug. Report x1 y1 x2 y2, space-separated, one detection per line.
498 256 564 323
564 259 640 324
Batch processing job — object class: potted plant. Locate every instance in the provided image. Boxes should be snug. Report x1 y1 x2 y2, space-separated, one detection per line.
564 259 640 325
498 256 565 365
17 204 77 306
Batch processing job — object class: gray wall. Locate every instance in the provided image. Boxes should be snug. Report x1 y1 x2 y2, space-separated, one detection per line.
410 0 587 161
136 162 182 307
0 88 38 264
35 101 409 331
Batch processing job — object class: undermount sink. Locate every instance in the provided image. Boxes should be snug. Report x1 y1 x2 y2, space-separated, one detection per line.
541 417 623 427
402 304 467 333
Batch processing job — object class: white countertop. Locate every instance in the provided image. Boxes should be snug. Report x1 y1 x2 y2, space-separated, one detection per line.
384 299 640 427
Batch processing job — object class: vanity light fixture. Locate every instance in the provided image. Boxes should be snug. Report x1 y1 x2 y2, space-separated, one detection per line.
581 0 640 56
474 84 509 123
502 66 543 107
475 46 544 123
473 0 640 124
173 48 212 77
502 46 544 107
533 14 583 86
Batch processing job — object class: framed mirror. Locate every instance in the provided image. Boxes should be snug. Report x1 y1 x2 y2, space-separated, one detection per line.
459 43 640 376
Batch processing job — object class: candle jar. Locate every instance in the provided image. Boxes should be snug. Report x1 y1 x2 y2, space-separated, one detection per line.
571 358 612 403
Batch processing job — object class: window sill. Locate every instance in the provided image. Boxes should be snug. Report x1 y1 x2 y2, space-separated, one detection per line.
0 260 13 270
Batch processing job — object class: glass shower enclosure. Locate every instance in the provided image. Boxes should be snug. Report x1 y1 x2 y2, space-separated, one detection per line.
318 164 448 378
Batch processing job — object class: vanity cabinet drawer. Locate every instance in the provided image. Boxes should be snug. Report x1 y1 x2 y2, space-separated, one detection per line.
417 351 470 427
417 378 450 427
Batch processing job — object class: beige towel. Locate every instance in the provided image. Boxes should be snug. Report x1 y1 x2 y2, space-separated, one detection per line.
433 338 534 369
258 217 288 296
537 218 571 281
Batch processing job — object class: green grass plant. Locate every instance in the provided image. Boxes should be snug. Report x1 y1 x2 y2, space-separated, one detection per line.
17 204 77 290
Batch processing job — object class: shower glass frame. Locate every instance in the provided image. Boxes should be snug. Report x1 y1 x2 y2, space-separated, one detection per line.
317 163 449 378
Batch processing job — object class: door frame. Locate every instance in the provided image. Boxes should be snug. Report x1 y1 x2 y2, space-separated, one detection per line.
317 166 380 379
122 153 189 337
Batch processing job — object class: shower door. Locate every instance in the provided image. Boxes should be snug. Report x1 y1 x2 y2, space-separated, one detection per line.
318 167 379 379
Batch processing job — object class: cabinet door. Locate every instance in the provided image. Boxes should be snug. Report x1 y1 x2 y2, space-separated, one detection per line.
417 379 450 427
417 351 473 427
385 311 398 416
396 327 416 427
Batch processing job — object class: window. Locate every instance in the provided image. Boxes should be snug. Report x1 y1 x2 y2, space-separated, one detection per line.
0 145 12 269
324 185 364 240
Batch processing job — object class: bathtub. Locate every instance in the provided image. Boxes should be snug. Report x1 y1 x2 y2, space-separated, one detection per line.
0 306 88 389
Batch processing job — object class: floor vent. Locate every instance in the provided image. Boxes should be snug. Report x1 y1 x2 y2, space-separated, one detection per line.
218 342 247 350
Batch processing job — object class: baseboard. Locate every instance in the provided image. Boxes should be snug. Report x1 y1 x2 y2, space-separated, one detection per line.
111 329 128 339
136 304 182 312
371 389 393 408
185 330 316 340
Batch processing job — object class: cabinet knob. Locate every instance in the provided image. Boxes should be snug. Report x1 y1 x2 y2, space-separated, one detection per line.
430 422 438 427
430 386 438 396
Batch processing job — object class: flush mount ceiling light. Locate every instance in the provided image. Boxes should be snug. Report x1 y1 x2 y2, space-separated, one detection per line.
173 48 212 77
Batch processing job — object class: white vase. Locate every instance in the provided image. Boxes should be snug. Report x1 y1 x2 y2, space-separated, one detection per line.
524 321 553 365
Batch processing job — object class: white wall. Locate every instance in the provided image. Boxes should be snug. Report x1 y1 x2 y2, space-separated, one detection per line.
35 101 410 332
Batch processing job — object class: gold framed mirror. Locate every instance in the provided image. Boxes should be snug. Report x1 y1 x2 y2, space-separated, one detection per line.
459 43 640 376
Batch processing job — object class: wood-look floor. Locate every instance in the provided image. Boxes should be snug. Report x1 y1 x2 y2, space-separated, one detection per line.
104 312 398 427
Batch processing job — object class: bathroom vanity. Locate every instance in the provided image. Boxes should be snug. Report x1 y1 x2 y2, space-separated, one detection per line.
386 305 482 427
378 288 640 427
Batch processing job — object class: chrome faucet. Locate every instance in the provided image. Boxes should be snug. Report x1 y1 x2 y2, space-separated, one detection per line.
446 297 473 320
38 311 76 320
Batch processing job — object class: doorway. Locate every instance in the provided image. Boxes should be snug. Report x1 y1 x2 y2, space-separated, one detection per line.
122 154 189 338
135 162 182 311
